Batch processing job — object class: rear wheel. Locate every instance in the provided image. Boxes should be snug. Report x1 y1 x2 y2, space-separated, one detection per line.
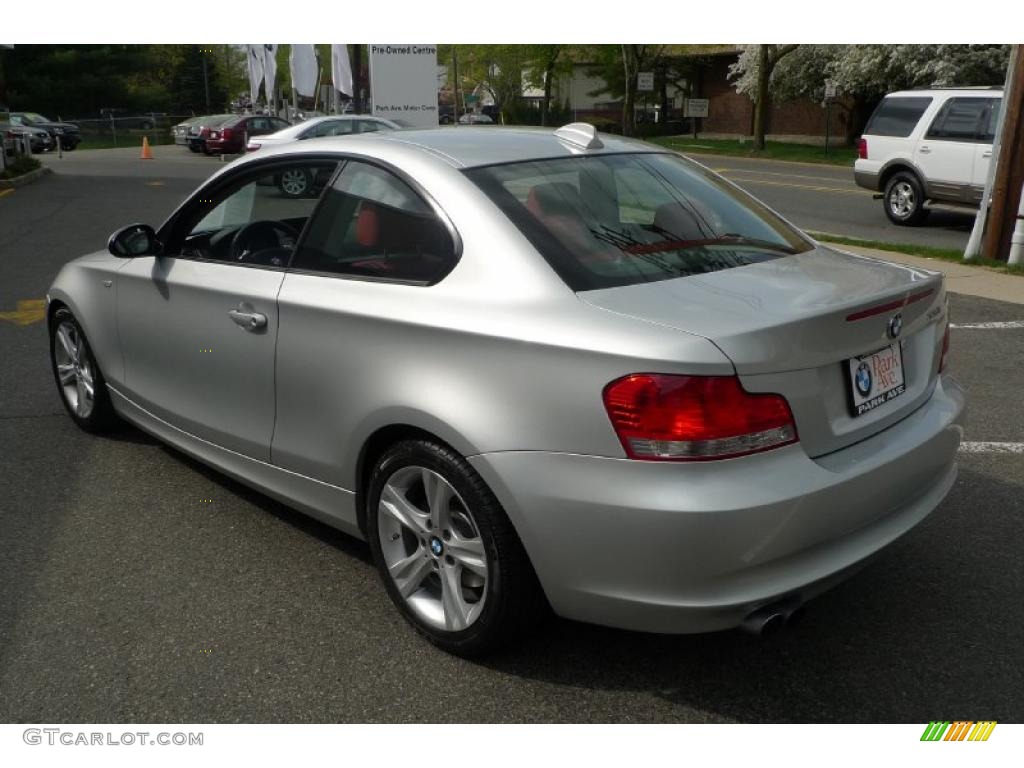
367 439 544 656
49 307 118 432
884 171 928 226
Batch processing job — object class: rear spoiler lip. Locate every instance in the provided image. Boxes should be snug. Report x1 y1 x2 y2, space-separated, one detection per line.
845 287 936 322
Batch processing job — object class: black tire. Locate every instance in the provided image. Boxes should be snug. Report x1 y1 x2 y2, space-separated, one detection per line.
201 144 212 156
883 171 929 226
277 168 312 198
366 439 545 657
49 307 119 433
187 143 199 153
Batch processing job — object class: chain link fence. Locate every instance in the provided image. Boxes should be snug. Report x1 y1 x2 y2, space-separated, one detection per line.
62 114 198 149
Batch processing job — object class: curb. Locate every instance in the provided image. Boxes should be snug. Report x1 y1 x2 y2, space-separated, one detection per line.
0 165 53 189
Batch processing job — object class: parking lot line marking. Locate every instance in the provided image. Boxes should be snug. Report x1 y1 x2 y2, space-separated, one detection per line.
950 320 1024 330
0 189 13 199
959 441 1024 454
0 299 46 326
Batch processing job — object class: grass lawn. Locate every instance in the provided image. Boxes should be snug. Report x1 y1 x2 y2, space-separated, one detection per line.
76 133 176 151
650 136 857 167
809 231 1024 276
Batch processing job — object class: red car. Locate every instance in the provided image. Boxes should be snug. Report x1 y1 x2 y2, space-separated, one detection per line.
204 115 290 155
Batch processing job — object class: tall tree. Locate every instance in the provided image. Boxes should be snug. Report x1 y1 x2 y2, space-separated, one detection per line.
729 44 799 149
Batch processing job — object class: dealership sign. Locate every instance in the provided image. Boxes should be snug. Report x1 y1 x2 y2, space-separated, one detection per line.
368 45 439 128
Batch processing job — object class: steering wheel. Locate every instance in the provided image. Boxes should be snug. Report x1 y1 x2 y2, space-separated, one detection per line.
229 220 299 265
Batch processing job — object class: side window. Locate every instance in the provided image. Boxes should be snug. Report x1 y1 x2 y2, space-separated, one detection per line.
248 117 269 133
863 97 932 137
980 99 1002 143
292 161 456 283
173 161 338 267
926 98 989 142
10 114 23 125
358 120 382 133
314 120 355 137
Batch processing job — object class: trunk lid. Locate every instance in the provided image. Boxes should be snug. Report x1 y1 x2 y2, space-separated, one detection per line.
579 245 948 457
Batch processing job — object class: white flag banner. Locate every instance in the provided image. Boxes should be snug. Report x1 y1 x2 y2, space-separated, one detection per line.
332 44 354 99
289 44 318 98
247 44 264 107
263 44 279 108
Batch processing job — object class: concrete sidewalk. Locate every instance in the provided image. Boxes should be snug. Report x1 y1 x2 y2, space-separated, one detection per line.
830 243 1024 306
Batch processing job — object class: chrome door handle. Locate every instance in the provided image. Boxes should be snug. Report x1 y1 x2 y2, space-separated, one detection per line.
228 308 267 331
983 150 993 158
918 145 931 154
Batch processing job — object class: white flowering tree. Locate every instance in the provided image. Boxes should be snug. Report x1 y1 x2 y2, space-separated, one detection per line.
730 44 1010 146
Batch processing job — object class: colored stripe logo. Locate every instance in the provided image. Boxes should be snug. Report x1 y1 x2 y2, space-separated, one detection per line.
920 721 997 741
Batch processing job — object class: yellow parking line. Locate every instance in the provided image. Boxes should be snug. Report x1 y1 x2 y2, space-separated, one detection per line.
725 175 872 196
719 167 855 183
0 189 13 199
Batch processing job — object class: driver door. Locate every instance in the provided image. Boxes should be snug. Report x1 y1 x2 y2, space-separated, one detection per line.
116 159 337 460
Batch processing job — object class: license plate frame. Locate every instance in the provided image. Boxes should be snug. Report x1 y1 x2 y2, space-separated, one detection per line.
846 342 906 417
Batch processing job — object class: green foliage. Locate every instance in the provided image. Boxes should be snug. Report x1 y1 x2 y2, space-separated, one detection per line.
2 44 246 119
0 153 41 179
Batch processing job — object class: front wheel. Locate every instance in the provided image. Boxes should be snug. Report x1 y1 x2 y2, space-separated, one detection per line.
277 168 312 198
367 439 544 657
49 307 118 432
884 171 929 226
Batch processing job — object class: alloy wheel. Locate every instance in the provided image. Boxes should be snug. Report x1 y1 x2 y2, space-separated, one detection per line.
888 181 916 219
53 320 95 419
280 169 309 197
377 465 489 632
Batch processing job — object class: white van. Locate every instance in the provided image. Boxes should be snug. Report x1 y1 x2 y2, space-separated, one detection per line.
854 88 1002 225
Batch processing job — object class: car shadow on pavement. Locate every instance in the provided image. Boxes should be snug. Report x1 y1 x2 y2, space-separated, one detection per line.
481 462 1023 723
143 429 374 566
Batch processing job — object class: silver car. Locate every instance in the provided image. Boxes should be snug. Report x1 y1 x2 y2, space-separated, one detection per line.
47 123 965 656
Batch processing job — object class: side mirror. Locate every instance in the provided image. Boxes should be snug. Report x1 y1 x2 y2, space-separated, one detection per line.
108 224 159 258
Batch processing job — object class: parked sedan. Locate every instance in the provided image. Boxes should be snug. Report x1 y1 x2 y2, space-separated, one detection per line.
9 111 81 150
185 114 235 154
204 114 291 155
46 124 965 656
245 114 403 152
171 116 201 146
2 121 53 153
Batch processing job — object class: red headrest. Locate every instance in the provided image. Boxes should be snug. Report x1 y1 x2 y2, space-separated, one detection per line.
356 203 379 247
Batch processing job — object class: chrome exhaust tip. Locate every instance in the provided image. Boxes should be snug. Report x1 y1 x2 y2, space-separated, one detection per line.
742 599 803 636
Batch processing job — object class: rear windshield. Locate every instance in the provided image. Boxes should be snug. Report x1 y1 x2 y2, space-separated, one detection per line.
863 96 933 137
466 152 812 291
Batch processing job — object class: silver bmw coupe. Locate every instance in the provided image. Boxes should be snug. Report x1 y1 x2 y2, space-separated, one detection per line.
47 123 965 655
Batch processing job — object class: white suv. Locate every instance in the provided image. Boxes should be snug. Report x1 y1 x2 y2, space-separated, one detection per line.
854 88 1002 225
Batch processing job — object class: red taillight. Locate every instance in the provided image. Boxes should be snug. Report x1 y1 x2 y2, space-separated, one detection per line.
602 374 798 461
939 323 951 373
857 137 868 160
247 141 261 152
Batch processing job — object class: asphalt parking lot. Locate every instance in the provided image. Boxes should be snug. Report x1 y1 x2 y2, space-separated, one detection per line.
1 156 1022 723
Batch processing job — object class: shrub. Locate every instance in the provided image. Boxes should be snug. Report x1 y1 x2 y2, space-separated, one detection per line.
0 153 42 180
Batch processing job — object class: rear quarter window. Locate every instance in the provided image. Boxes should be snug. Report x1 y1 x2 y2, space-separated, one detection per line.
863 97 933 137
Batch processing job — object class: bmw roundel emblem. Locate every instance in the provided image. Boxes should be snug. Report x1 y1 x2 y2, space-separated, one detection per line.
887 312 903 339
429 537 444 556
855 362 872 397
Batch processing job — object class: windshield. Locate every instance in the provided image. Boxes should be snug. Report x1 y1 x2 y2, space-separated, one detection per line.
23 112 51 123
466 152 813 290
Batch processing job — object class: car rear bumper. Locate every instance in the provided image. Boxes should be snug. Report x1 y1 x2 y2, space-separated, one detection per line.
854 168 881 191
469 373 965 634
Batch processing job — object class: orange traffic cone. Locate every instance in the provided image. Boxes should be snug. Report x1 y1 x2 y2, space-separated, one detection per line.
140 136 154 160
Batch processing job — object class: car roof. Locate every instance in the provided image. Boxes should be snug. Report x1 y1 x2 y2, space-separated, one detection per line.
291 126 660 169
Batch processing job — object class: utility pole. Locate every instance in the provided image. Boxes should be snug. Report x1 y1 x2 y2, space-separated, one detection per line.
202 48 211 112
981 44 1024 263
452 47 460 123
